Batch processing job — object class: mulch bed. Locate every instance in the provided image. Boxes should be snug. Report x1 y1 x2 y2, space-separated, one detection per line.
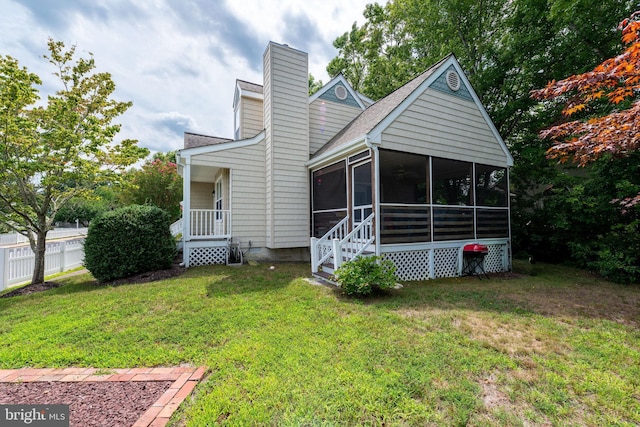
0 281 62 298
0 381 173 427
0 367 207 427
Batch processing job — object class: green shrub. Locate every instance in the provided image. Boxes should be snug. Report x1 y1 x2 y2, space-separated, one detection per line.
334 255 397 296
84 204 177 282
587 220 640 284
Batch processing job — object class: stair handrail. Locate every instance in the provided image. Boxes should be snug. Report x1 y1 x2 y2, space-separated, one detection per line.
170 218 183 237
310 215 349 273
334 213 375 270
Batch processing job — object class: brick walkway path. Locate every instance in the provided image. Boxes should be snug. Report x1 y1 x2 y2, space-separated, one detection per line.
0 366 207 427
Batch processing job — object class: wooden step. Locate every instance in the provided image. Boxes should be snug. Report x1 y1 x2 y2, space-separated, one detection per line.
313 270 338 286
320 263 334 275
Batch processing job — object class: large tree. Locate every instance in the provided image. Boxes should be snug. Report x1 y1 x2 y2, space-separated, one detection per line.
523 10 640 282
0 40 148 284
120 152 183 222
328 0 632 140
328 0 506 101
327 0 635 257
531 9 640 208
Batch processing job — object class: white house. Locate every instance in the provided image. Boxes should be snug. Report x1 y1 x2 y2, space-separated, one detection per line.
175 41 513 281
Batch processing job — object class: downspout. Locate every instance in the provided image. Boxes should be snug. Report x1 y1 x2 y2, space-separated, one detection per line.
365 136 381 256
181 155 192 267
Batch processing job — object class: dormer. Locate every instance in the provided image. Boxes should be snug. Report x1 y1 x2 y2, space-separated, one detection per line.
232 80 264 140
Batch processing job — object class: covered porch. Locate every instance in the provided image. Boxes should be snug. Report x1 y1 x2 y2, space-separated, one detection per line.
179 158 233 267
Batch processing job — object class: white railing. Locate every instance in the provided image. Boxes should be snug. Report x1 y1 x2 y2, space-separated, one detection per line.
310 214 375 273
0 228 88 246
170 218 183 237
189 209 230 238
310 216 349 273
334 213 375 270
0 237 85 291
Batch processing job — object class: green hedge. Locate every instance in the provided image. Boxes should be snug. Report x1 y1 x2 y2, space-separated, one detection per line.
84 204 176 282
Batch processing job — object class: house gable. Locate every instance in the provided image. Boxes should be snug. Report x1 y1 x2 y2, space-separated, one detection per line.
367 56 513 167
309 58 446 167
381 88 508 165
317 81 362 108
309 74 367 109
308 74 366 156
428 64 473 102
309 55 513 168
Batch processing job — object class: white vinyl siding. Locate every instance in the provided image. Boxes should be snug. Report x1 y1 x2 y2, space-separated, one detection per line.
241 97 264 139
191 141 267 247
263 43 309 248
382 88 508 166
309 99 363 155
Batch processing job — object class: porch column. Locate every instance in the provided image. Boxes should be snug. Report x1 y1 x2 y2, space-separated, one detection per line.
182 156 192 267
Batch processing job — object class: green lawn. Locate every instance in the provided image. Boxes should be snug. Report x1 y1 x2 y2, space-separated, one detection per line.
1 261 639 426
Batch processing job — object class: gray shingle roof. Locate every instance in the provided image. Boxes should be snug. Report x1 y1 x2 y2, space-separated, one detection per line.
184 132 234 149
236 79 263 94
312 55 451 159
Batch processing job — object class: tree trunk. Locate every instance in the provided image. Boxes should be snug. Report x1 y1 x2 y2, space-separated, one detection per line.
31 230 47 285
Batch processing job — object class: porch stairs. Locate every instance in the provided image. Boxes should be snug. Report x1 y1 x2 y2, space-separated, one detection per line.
310 214 375 285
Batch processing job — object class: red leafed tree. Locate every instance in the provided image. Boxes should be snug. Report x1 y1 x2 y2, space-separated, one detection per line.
531 10 640 209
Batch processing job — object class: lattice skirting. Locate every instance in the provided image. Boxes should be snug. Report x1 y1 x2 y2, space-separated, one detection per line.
382 250 430 281
381 243 509 280
484 244 506 273
188 246 227 266
433 247 460 278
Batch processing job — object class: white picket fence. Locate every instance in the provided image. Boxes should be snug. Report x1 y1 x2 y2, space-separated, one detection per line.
0 228 88 246
0 237 85 291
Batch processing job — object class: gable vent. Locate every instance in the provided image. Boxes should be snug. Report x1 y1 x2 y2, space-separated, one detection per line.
446 70 461 91
334 85 348 100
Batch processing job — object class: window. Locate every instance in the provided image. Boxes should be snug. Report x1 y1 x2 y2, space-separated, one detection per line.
475 164 508 207
214 177 225 235
312 161 347 211
312 161 347 237
214 178 223 219
432 158 473 206
314 152 509 243
348 150 370 164
379 150 428 204
352 162 372 224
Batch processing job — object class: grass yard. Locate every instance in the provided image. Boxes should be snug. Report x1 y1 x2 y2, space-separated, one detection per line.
0 261 639 426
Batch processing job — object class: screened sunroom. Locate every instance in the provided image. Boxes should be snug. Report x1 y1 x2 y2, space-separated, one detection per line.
310 148 510 281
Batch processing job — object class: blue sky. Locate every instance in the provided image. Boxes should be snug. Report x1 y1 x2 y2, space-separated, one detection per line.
0 0 371 155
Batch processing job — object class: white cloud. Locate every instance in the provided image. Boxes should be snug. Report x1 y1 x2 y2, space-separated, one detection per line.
0 0 371 153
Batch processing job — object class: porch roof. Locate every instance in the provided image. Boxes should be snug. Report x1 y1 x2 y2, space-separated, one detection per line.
184 132 233 149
